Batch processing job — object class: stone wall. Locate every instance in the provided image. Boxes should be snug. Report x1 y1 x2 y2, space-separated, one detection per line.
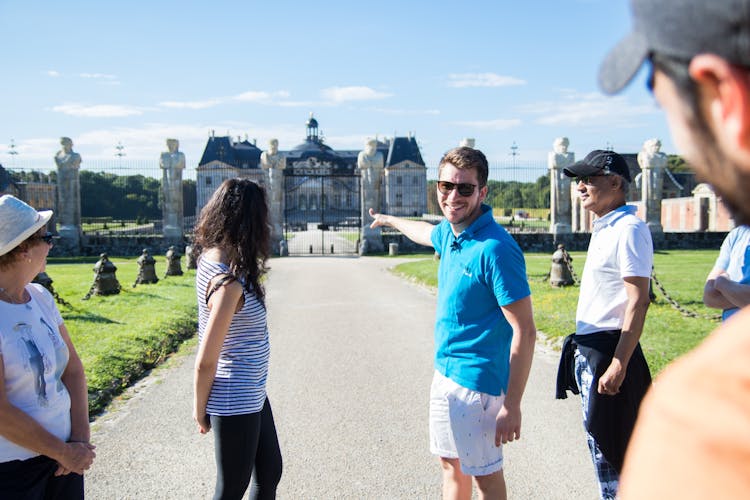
50 235 188 258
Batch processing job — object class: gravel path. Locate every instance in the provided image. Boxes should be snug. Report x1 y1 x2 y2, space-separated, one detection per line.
85 256 597 499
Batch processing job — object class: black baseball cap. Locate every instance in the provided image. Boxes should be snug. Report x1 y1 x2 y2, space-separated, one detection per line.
563 150 632 182
599 0 750 94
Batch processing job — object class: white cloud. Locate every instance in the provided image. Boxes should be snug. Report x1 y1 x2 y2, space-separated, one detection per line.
320 86 392 103
52 103 145 118
46 70 60 77
447 73 526 88
367 107 441 116
156 90 292 110
453 118 522 130
79 73 117 80
159 99 223 110
234 90 290 102
519 91 657 127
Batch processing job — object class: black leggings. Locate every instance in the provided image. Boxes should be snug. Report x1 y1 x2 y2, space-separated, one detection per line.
210 398 282 500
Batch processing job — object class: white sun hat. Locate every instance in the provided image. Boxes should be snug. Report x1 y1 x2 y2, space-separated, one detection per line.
0 195 54 257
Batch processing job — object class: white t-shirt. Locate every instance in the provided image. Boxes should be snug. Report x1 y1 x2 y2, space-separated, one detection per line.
0 284 71 462
576 205 654 335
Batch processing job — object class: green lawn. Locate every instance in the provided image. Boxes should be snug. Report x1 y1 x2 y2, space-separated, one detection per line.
45 256 197 415
392 250 721 375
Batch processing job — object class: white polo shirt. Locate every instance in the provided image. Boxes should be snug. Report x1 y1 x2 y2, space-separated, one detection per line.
576 204 653 335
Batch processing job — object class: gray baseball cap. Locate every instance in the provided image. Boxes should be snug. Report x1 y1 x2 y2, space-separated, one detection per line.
599 0 750 94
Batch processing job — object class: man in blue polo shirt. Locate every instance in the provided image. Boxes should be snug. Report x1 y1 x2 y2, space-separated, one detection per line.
369 146 536 500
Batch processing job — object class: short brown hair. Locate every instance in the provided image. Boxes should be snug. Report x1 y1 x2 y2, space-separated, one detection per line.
438 146 488 187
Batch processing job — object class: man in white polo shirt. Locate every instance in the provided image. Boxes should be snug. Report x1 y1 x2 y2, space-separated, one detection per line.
555 150 653 500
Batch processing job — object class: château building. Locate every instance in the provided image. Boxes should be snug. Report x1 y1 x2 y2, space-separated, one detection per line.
195 116 428 228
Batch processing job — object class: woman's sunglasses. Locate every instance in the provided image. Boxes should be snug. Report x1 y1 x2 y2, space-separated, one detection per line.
32 232 55 245
437 181 478 197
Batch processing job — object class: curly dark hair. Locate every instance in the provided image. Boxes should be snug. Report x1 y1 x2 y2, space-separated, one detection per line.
192 178 271 303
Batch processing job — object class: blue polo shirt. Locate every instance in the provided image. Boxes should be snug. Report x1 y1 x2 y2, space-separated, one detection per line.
430 204 531 396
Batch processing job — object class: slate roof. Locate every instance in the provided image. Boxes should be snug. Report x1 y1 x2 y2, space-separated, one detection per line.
386 136 424 167
198 136 262 169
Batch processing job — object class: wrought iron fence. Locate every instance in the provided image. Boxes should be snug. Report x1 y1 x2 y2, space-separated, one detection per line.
4 159 197 237
426 160 551 233
4 157 551 237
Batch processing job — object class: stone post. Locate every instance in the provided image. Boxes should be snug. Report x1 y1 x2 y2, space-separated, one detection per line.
54 137 82 250
548 137 574 235
358 138 385 254
637 138 666 235
160 139 185 242
260 138 286 253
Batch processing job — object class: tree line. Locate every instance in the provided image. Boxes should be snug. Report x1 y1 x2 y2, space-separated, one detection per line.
427 175 551 215
11 170 197 221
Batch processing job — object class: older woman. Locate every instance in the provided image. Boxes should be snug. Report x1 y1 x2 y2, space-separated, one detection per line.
0 195 95 499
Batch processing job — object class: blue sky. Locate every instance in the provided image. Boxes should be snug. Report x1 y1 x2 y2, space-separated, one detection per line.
0 0 671 174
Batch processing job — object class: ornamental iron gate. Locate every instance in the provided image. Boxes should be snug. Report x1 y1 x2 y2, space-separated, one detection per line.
283 171 361 255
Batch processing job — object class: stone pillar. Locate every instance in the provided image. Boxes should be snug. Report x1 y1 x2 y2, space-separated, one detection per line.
359 138 385 253
637 138 666 235
54 137 82 250
160 139 185 242
548 137 574 235
260 139 286 253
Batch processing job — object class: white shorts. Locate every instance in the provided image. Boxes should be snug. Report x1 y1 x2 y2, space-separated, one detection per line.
429 370 505 476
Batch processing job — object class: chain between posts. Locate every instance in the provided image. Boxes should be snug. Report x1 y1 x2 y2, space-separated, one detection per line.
542 251 721 322
563 252 580 285
650 270 722 321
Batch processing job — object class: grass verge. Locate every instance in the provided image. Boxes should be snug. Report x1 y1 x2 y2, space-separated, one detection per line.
392 250 721 375
45 256 197 416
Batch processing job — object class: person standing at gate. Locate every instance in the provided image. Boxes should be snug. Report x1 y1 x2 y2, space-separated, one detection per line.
703 224 750 321
556 150 653 500
595 1 750 496
192 179 282 500
369 146 536 500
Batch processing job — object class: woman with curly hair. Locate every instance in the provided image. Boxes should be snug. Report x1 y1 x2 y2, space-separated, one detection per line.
192 178 282 500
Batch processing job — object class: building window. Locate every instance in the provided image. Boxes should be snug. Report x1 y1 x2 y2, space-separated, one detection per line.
346 192 352 208
396 193 403 205
299 194 307 211
397 175 403 185
206 177 212 186
413 176 419 185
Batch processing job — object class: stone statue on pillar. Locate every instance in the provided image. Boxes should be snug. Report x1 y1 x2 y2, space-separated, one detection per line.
459 138 476 149
638 138 667 235
260 138 286 252
160 139 186 242
54 137 82 248
358 138 385 253
548 137 574 235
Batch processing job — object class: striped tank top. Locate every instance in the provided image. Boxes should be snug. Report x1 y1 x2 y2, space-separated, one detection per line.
196 258 270 415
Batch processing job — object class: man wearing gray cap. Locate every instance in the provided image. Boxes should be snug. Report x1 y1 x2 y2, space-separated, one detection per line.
597 0 750 497
556 150 653 500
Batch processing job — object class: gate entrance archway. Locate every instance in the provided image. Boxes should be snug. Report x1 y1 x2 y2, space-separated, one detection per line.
283 171 361 255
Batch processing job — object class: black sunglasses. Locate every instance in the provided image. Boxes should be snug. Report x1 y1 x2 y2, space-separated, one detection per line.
574 174 609 185
437 181 478 197
647 52 692 94
32 232 55 245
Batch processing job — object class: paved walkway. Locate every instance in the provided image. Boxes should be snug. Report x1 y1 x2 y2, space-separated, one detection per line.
85 257 597 499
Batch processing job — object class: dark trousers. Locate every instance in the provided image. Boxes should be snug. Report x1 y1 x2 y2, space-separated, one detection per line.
0 455 83 500
210 398 283 500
